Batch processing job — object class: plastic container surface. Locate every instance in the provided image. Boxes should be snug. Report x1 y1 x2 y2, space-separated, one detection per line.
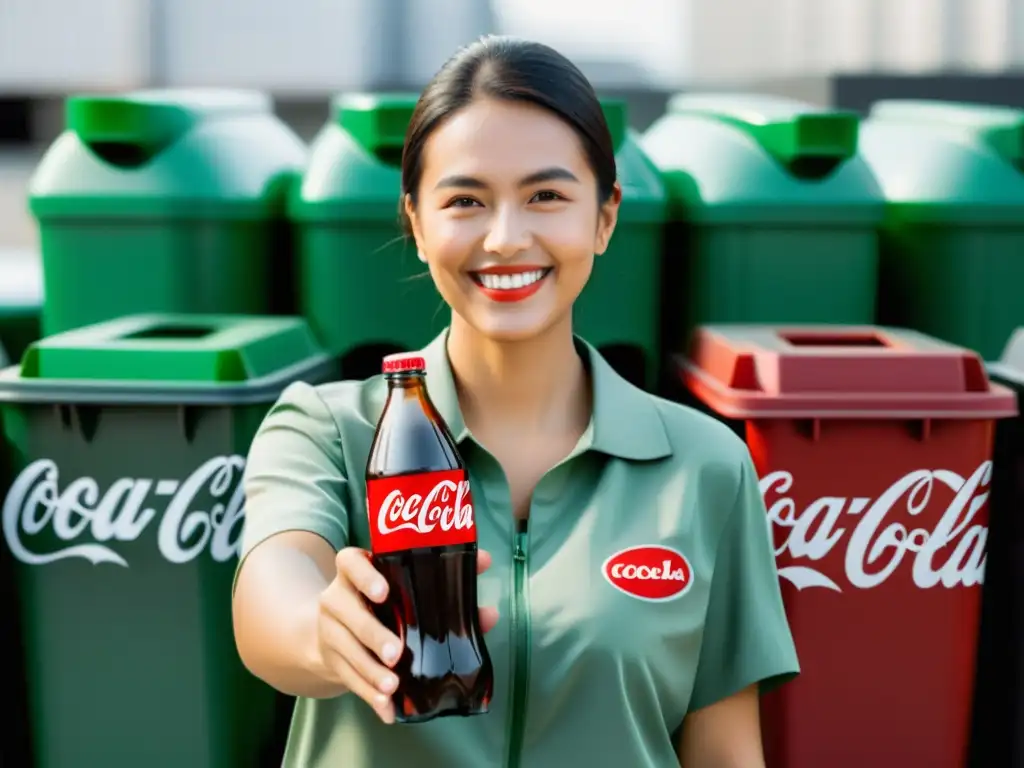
0 314 335 768
291 92 429 378
29 89 307 335
861 100 1024 360
640 94 883 362
573 99 666 388
678 324 1017 768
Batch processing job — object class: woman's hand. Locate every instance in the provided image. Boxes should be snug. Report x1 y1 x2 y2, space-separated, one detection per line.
312 546 499 724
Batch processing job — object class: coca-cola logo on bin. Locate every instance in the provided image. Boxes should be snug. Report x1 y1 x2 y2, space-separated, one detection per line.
2 457 247 567
366 469 476 555
760 462 991 592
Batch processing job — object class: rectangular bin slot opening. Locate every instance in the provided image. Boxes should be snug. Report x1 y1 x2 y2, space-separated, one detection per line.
787 156 844 181
122 324 215 341
781 332 889 348
85 142 153 169
375 146 404 167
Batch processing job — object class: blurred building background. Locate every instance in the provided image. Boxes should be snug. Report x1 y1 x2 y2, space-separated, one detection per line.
3 0 1024 253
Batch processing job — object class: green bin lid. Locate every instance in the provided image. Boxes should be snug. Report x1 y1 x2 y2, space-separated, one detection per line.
293 92 664 222
600 98 666 222
600 99 627 153
0 314 335 405
640 93 883 224
291 93 415 222
860 99 1024 223
331 93 630 158
29 89 306 220
669 93 860 168
67 89 272 156
334 92 419 160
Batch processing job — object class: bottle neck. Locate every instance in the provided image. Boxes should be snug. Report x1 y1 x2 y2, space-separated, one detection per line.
371 371 460 475
382 372 431 418
385 372 426 392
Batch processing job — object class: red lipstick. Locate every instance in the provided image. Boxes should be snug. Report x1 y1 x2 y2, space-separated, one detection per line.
470 266 552 303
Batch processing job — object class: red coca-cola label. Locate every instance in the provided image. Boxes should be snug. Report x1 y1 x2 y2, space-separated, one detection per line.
366 469 477 554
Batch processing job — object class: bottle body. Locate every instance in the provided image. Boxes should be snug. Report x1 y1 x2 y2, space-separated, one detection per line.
372 542 491 722
365 356 494 724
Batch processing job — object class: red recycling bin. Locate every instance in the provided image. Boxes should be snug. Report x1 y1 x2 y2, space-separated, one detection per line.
678 325 1017 768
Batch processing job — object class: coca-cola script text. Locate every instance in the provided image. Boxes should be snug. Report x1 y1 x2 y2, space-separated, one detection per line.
760 463 990 592
2 457 246 566
366 470 476 554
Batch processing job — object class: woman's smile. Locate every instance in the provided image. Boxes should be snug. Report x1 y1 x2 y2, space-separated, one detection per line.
468 265 555 303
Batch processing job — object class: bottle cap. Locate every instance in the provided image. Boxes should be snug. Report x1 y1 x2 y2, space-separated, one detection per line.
382 353 427 374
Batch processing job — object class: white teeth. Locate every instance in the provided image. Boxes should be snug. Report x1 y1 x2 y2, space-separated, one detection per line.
477 269 546 290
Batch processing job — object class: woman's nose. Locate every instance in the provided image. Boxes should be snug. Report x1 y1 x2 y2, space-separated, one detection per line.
482 206 532 259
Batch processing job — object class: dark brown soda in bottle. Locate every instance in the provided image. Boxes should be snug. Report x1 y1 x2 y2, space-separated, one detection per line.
364 352 493 724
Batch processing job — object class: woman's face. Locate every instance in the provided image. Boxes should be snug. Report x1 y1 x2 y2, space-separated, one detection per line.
406 98 620 341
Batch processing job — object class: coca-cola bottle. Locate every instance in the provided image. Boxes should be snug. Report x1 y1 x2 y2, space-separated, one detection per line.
364 352 494 723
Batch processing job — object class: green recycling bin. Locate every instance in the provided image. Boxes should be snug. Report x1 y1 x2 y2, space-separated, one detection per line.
29 90 307 336
291 93 430 379
0 314 335 768
292 93 666 387
0 248 42 369
640 94 884 361
859 100 1024 361
575 99 666 389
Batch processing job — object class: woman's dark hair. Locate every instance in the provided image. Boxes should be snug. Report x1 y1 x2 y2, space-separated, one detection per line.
400 35 617 235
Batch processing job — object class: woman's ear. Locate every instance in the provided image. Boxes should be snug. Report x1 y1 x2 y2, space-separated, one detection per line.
404 194 427 262
594 181 623 256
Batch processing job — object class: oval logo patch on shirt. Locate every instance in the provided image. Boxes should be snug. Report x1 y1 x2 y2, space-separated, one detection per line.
602 545 693 602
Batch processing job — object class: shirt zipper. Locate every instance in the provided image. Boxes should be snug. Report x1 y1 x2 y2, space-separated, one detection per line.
505 519 531 768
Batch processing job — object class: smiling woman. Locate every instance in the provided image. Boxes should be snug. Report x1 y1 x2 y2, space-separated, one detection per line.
232 35 799 768
400 40 619 342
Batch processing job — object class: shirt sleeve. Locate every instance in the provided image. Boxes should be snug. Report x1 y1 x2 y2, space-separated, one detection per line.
237 381 350 570
687 450 800 712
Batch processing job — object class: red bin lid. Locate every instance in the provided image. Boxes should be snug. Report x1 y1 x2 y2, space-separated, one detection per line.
678 325 1018 419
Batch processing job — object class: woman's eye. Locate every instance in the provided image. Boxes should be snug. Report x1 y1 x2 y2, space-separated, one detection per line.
531 190 565 203
446 196 481 209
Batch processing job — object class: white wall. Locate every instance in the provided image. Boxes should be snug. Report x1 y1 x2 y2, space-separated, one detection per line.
1 0 1024 93
0 0 152 91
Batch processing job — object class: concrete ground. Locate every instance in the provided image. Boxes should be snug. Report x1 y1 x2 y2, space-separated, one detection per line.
0 147 41 251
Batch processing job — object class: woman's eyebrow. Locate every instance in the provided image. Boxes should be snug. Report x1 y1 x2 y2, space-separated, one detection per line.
433 167 580 191
518 167 579 186
434 174 487 190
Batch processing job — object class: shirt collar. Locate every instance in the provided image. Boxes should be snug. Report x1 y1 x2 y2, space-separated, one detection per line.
419 329 672 462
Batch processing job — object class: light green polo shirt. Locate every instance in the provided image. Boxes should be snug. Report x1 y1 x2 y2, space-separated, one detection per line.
239 330 799 768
